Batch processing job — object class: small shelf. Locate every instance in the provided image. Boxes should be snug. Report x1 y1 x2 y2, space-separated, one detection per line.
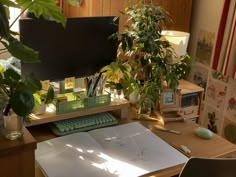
26 99 130 127
178 80 204 95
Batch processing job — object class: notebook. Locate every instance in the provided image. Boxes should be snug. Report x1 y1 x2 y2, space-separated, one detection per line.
36 122 188 177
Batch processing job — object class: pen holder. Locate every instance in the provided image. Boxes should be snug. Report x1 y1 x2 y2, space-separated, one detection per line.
84 94 111 109
56 93 111 114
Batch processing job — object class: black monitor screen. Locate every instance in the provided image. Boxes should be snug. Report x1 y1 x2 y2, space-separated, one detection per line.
19 16 119 81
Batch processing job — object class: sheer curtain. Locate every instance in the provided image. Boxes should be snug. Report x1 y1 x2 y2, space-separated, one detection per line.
212 0 236 79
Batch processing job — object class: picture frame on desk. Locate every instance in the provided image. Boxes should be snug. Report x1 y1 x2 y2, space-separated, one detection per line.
160 88 181 112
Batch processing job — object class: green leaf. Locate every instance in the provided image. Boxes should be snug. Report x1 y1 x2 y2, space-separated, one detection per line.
16 0 66 27
4 68 21 81
1 0 19 8
24 73 42 92
6 37 39 63
44 85 54 104
0 2 10 38
10 83 35 117
33 92 42 106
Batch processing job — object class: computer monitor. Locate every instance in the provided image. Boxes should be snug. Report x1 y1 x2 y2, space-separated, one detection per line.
19 16 119 81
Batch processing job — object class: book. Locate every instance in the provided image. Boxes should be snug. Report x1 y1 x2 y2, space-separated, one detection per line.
36 122 188 177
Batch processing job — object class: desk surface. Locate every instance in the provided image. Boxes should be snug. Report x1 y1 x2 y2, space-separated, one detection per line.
0 127 37 177
30 109 236 177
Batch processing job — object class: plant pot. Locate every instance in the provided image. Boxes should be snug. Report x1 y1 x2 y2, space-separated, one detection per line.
138 98 152 116
129 90 140 105
2 110 23 140
33 102 46 115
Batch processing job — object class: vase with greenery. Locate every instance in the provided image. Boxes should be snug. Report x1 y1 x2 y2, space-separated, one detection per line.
111 0 192 114
0 0 66 140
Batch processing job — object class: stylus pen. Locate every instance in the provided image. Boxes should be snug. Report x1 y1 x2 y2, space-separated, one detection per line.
154 126 182 135
169 143 191 157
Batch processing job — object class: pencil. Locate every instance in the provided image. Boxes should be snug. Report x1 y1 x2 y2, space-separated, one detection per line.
154 126 182 135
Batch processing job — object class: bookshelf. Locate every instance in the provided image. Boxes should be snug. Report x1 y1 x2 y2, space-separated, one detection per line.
177 80 204 122
159 80 204 123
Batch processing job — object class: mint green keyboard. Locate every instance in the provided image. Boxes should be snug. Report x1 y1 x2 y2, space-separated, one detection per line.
49 112 118 136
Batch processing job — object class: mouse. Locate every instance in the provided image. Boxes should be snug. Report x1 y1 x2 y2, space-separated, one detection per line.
194 127 213 139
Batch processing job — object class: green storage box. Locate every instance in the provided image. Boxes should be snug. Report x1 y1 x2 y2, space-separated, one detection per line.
56 93 110 114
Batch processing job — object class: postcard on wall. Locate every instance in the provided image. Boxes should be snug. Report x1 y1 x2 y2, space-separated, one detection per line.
195 30 215 66
187 63 209 100
224 79 236 120
205 78 227 111
202 104 224 135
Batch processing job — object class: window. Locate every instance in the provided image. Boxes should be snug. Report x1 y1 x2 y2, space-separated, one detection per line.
9 4 21 32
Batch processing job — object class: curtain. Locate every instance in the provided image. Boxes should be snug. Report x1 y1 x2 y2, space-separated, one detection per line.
212 0 236 79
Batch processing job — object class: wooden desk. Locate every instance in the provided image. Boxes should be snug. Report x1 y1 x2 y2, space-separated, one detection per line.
0 127 37 177
30 106 236 177
139 120 236 177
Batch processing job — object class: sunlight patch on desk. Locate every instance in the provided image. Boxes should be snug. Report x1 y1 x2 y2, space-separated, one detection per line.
46 104 56 113
93 152 148 177
30 114 41 120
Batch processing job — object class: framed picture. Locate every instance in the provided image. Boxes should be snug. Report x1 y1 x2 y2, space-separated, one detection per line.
159 88 180 112
163 92 175 105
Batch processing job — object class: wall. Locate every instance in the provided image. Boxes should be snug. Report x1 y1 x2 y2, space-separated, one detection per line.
63 0 129 32
187 0 236 144
0 43 11 59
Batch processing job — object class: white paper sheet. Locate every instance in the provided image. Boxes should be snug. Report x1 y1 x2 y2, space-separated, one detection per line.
36 122 188 177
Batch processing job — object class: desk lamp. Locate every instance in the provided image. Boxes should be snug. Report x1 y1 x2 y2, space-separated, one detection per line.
161 30 190 64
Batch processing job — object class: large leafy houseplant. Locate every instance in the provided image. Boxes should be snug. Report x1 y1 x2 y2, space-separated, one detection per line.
100 58 131 92
113 1 192 110
0 0 66 121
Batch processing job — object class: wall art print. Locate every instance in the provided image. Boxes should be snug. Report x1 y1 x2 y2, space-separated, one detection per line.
202 104 223 135
205 78 227 111
224 79 236 120
187 63 209 100
195 30 215 66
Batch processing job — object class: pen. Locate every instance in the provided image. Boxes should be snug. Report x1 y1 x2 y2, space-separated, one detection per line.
169 143 191 157
154 126 182 135
132 116 159 122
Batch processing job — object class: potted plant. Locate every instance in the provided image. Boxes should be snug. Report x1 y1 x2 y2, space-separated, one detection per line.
0 0 66 140
100 57 131 97
113 1 192 113
33 83 55 115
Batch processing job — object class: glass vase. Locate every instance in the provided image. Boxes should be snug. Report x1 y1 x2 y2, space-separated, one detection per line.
0 95 8 133
2 110 23 140
138 98 152 116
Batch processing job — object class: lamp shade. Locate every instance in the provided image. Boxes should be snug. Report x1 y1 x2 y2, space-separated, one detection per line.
161 30 190 57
